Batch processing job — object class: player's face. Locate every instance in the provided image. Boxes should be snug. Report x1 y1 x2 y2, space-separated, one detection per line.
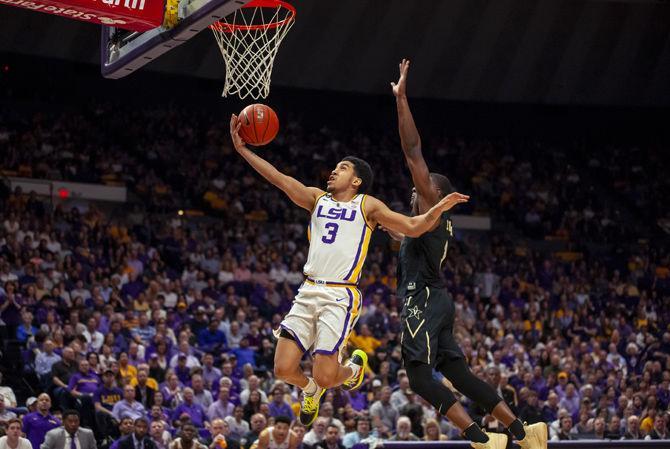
327 161 358 193
274 422 289 440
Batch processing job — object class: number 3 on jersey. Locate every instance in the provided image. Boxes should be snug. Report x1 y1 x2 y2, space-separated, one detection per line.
322 222 339 244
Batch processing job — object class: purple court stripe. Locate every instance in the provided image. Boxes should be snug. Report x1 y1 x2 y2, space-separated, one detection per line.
343 225 368 281
280 324 308 353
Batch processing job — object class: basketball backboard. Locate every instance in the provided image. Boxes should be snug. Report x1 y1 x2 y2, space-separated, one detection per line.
101 0 252 79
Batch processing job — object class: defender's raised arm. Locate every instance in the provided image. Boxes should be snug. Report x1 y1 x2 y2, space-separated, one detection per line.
392 59 439 209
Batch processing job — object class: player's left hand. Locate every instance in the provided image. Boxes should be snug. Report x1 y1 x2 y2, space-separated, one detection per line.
391 58 410 97
437 192 470 212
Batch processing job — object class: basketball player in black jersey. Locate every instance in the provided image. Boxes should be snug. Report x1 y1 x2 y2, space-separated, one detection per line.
388 59 547 449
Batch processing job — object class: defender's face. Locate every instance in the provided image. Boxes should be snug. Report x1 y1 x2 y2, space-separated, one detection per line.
327 161 358 193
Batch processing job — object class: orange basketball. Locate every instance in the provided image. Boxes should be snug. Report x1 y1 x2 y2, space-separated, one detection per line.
238 104 279 146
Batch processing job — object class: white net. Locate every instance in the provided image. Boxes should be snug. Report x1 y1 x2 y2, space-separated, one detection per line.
211 1 295 100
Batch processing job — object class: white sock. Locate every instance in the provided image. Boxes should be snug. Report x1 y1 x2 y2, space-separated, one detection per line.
303 377 318 395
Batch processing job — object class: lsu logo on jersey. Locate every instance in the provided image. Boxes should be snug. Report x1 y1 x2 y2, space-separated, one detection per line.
316 205 357 222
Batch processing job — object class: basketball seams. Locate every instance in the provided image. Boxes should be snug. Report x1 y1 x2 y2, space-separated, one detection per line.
250 105 260 144
260 106 271 144
238 104 278 146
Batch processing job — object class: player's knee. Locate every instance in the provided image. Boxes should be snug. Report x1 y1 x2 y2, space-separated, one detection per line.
274 358 293 381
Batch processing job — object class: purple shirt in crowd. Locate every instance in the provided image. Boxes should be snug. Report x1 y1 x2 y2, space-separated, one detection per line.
22 411 61 449
172 402 207 428
268 401 294 420
68 372 102 394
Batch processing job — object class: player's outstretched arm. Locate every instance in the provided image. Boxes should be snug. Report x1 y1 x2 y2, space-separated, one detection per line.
366 193 469 238
230 114 322 211
392 59 438 208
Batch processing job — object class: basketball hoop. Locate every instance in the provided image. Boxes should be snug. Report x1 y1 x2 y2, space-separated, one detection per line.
210 0 295 100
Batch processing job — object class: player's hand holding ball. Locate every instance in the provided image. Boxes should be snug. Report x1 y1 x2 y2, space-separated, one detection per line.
230 104 279 151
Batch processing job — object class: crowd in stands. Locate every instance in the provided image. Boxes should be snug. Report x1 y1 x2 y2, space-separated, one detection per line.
0 97 669 449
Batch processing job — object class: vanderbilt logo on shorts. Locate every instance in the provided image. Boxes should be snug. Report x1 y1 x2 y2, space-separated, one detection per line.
407 282 416 291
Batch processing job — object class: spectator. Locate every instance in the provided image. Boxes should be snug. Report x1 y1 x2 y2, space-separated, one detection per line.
150 420 172 449
519 391 543 424
134 369 157 409
605 416 622 439
168 424 207 449
369 387 397 437
592 417 606 439
289 423 306 449
208 387 235 421
241 414 266 449
389 377 409 411
302 417 327 447
268 385 293 421
199 320 227 353
201 354 221 390
388 417 419 441
68 359 101 419
110 418 135 449
51 347 77 410
209 419 240 449
239 377 267 406
224 407 249 442
551 416 577 441
646 415 668 440
0 394 17 423
112 385 146 422
317 403 344 437
94 369 123 438
16 310 37 344
230 339 255 369
83 318 104 352
0 373 17 408
191 375 213 410
171 388 208 430
312 424 344 449
342 417 372 449
623 415 642 440
0 418 33 449
558 384 580 417
118 418 156 449
40 410 96 449
23 394 61 449
35 339 62 387
423 419 447 441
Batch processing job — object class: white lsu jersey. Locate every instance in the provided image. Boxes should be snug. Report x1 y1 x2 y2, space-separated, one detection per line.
303 193 373 284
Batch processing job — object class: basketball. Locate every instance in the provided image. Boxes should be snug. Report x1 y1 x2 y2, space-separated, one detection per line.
238 104 279 146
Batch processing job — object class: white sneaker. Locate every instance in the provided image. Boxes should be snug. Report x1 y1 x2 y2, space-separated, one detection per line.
470 432 508 449
518 422 548 449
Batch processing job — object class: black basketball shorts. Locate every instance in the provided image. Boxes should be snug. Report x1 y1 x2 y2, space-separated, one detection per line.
400 286 464 367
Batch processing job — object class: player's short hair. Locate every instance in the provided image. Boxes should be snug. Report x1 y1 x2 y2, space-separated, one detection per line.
430 173 454 197
275 416 291 426
342 156 374 194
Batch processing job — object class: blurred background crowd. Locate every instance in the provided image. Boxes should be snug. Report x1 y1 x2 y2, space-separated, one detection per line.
0 67 669 449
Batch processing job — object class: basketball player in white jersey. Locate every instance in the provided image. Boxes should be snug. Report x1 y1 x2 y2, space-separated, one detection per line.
230 114 469 425
254 417 298 449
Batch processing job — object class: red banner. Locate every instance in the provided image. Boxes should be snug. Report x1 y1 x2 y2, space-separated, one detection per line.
1 0 166 31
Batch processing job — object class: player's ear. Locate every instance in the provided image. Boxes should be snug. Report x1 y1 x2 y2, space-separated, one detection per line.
353 177 362 187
